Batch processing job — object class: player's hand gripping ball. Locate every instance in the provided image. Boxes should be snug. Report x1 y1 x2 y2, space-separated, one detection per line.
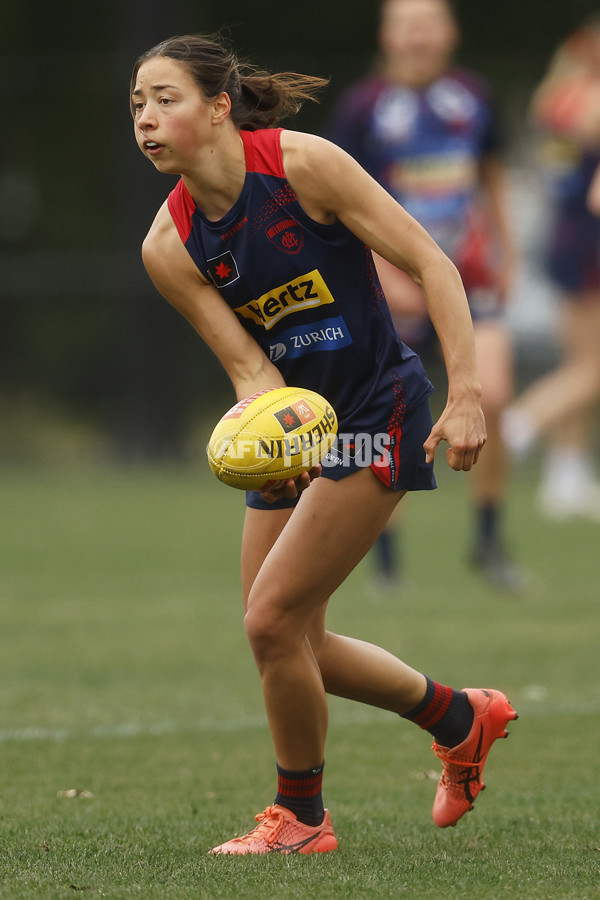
207 387 338 491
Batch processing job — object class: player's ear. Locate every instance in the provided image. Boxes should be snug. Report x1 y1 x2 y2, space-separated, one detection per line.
212 92 232 125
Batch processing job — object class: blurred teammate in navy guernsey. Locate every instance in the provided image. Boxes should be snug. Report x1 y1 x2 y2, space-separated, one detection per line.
328 0 526 593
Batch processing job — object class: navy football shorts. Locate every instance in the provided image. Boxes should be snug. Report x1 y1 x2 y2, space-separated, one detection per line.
245 393 437 511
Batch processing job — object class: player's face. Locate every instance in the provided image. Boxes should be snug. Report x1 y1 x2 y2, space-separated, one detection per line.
132 57 214 174
379 0 458 87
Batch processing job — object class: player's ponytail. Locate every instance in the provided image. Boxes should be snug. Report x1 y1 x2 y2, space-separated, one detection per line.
236 70 329 129
130 34 329 129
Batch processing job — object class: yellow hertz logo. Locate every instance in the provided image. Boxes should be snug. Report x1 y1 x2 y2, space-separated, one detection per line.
235 269 335 330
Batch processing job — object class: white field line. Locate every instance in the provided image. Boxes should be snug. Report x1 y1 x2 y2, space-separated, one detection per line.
0 716 267 744
0 702 596 745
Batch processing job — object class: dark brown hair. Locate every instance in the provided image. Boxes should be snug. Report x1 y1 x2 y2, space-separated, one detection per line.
130 34 329 129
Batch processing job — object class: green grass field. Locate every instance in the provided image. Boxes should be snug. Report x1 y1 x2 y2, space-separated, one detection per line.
1 459 599 898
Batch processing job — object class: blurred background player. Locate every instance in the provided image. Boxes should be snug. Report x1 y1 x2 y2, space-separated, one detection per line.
504 18 600 521
328 0 525 592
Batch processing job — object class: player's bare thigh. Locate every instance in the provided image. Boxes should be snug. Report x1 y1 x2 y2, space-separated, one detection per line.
241 505 294 611
474 320 514 416
242 468 406 638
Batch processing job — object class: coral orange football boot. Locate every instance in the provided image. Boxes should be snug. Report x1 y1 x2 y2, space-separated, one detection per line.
210 805 338 855
431 688 518 828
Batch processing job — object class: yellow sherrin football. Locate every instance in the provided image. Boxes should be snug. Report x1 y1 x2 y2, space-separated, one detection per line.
207 387 338 491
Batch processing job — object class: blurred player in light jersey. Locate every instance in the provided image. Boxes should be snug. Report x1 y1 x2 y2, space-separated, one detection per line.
329 0 524 591
504 19 600 521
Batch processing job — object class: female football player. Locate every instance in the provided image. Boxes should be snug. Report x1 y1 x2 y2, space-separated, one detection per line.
329 0 523 590
504 18 600 520
131 33 517 854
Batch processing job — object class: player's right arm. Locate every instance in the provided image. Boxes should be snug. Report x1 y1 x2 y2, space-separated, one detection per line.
142 201 285 401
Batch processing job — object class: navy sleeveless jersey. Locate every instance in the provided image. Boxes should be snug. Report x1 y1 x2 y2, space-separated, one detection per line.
167 128 432 433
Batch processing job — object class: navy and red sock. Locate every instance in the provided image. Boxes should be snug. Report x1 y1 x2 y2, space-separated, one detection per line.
402 676 474 748
274 761 325 827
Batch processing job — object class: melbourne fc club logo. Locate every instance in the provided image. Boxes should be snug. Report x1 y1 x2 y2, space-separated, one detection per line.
265 217 304 255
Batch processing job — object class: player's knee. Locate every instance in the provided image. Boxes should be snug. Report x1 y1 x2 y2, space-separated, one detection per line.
243 601 290 665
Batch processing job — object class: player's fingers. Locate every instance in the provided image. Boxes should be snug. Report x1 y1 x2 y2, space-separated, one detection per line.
260 465 322 504
446 442 484 471
446 448 471 471
289 466 321 493
293 472 311 493
446 447 462 471
423 431 440 464
461 450 476 471
259 477 293 503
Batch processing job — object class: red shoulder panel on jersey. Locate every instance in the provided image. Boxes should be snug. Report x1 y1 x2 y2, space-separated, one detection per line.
241 128 285 177
167 179 196 243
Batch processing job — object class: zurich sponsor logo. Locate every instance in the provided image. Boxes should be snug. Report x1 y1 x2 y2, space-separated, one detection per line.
268 316 352 362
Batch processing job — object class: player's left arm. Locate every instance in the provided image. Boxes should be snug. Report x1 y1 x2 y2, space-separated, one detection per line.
479 152 518 301
283 131 486 472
